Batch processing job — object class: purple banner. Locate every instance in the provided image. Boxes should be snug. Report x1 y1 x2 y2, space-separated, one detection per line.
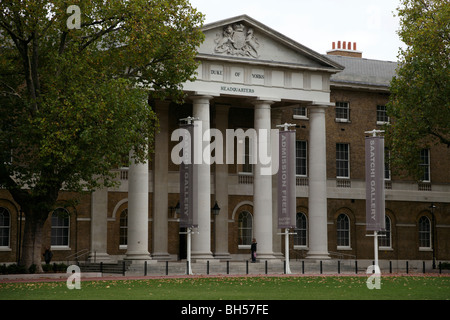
278 130 296 229
365 136 385 231
180 124 197 228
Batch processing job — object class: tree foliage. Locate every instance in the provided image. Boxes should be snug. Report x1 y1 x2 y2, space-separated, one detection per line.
0 0 204 269
386 0 450 180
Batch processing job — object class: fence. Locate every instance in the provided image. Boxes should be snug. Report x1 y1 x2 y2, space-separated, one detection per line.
113 259 448 277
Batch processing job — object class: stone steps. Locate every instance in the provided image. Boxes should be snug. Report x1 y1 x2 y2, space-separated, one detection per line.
120 259 358 276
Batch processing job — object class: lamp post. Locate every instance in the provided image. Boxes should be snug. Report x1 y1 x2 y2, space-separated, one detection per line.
211 201 220 256
212 201 220 216
429 203 437 269
170 201 180 218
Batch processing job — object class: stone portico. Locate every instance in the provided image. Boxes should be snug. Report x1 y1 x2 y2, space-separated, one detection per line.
91 15 343 263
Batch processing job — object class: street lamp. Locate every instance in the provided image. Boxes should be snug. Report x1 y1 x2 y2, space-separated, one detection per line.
169 201 180 218
212 201 220 216
429 203 437 269
212 201 220 256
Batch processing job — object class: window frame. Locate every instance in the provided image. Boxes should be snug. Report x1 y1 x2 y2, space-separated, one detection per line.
119 208 128 249
420 149 431 183
335 101 350 123
376 105 390 125
294 212 308 248
418 216 432 250
378 216 392 249
0 207 11 248
238 211 253 249
51 208 70 249
336 143 350 179
336 213 351 249
295 140 308 177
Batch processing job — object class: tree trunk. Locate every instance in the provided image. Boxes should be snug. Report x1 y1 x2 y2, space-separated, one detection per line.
20 212 47 273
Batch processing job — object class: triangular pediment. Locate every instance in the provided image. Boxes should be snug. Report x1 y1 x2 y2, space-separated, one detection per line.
198 15 343 72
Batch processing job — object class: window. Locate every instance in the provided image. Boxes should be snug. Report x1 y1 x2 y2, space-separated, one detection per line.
419 216 431 249
420 149 430 182
336 143 350 178
294 213 308 247
379 216 391 248
376 105 390 124
0 207 10 247
51 208 70 247
337 214 350 248
335 102 350 122
119 209 128 248
293 107 307 119
384 148 391 180
295 141 307 176
242 137 253 174
238 211 253 246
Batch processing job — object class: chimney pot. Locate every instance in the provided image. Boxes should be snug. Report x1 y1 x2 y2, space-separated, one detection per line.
337 41 341 49
353 42 357 50
332 42 335 49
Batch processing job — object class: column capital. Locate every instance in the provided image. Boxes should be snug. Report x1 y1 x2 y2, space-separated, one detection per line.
189 95 214 103
251 99 275 108
307 102 335 109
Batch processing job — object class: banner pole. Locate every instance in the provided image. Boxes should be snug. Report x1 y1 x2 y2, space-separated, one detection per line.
285 228 291 274
276 123 297 274
365 129 384 272
374 230 378 270
187 227 192 275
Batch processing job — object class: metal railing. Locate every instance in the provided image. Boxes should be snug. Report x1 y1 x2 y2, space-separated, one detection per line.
328 251 356 260
65 248 90 265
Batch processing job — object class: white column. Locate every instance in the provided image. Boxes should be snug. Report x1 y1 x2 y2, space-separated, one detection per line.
306 103 330 259
271 109 283 258
89 187 110 262
125 149 151 262
152 100 170 260
252 100 276 259
191 95 213 260
214 105 231 260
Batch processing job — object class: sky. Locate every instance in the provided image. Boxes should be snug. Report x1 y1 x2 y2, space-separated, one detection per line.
188 0 405 62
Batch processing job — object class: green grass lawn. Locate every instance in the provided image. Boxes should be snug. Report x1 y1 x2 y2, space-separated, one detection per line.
0 275 449 300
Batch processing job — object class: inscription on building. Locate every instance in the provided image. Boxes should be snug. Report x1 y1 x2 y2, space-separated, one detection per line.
221 86 255 94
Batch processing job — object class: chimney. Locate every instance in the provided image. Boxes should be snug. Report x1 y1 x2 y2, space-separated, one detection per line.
326 41 362 58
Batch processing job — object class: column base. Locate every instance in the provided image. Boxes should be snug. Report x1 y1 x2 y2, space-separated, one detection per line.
124 252 152 263
255 252 280 260
191 252 214 262
151 252 172 261
213 252 232 260
88 252 111 263
305 251 330 260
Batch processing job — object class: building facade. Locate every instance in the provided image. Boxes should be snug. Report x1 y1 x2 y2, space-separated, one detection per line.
1 15 449 265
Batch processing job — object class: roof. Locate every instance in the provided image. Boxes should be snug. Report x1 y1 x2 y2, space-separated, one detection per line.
325 55 398 91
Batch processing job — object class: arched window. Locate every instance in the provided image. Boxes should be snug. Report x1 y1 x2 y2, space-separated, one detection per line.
238 211 253 247
51 208 70 247
419 216 431 249
379 215 392 248
294 212 307 247
337 214 350 248
0 207 10 248
119 209 128 248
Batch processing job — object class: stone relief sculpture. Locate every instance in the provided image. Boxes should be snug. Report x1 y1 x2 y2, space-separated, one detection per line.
214 23 260 58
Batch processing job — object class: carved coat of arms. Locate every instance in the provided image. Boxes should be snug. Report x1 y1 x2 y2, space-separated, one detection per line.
214 23 260 58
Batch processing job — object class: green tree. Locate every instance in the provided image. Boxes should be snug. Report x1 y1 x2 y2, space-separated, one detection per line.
386 0 449 179
0 0 204 270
